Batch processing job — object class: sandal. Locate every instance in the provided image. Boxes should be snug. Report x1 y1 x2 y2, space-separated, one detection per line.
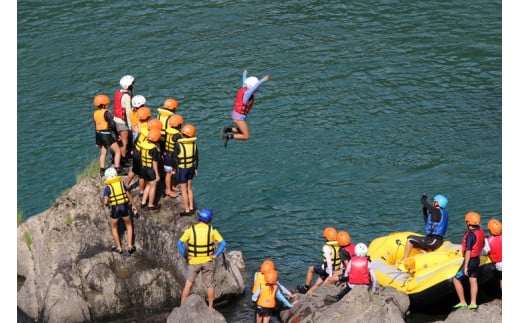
128 246 136 254
147 204 161 211
453 303 467 309
111 246 123 254
165 191 178 198
467 304 478 310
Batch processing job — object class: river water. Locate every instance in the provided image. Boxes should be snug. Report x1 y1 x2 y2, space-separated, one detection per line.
17 1 505 322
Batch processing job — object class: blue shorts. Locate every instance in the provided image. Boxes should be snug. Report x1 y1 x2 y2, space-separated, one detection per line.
110 204 131 219
176 167 196 184
232 110 248 121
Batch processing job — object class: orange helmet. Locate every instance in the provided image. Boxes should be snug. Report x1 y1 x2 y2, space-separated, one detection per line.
168 114 184 128
336 231 351 246
323 227 337 241
264 270 278 285
148 119 163 131
465 211 481 226
137 107 151 121
260 260 275 274
93 94 110 107
181 124 196 137
147 128 161 142
163 98 178 111
487 218 502 235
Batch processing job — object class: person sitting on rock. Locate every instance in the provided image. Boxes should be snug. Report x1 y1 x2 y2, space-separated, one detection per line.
297 227 341 294
324 243 378 303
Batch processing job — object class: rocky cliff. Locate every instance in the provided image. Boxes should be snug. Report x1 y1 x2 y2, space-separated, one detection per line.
17 177 245 322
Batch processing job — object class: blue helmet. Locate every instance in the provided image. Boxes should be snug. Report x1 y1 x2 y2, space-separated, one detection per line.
198 209 213 223
433 194 448 208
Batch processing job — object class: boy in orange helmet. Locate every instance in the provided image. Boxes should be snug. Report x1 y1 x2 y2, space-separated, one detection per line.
453 211 485 310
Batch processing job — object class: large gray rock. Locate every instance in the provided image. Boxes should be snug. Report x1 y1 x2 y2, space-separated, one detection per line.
17 177 245 322
281 284 409 323
167 294 226 323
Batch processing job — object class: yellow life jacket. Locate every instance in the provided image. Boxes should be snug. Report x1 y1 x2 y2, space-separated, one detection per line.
257 284 278 309
323 241 341 271
134 123 149 153
252 272 266 294
140 141 158 168
187 223 215 258
176 137 197 168
157 108 174 141
165 127 181 152
103 176 129 205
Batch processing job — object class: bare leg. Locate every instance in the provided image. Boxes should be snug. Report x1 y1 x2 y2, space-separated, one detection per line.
187 179 194 211
122 216 133 248
147 180 158 207
181 280 193 304
453 278 467 305
305 266 314 286
207 287 215 308
99 146 108 169
232 120 250 140
469 277 478 307
180 183 190 213
119 130 129 159
110 218 122 250
110 142 121 168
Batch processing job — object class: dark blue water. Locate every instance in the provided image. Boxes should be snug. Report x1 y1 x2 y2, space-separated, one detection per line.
18 1 503 321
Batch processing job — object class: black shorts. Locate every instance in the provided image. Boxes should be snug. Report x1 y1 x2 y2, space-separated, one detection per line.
256 306 275 317
141 167 156 182
407 234 443 251
97 132 116 147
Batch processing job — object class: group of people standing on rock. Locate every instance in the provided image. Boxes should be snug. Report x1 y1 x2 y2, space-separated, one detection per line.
93 74 199 253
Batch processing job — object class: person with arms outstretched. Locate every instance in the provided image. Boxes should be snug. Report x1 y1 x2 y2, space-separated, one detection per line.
220 69 269 147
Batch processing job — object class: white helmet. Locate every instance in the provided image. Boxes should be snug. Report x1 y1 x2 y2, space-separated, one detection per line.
354 243 368 257
120 75 135 90
245 76 259 89
131 95 147 108
104 167 118 180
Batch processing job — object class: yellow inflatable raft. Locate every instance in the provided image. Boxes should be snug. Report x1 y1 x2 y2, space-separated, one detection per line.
368 232 500 311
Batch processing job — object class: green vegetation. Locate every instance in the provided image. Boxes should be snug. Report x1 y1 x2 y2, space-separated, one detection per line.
24 231 32 250
17 210 24 226
75 159 99 183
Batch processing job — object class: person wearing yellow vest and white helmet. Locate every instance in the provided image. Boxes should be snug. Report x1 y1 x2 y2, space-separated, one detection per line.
102 167 138 254
177 209 227 311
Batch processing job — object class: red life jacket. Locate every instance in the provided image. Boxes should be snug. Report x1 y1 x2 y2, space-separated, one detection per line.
233 87 254 115
348 256 370 285
487 235 502 263
113 89 128 120
461 228 485 258
343 243 356 258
